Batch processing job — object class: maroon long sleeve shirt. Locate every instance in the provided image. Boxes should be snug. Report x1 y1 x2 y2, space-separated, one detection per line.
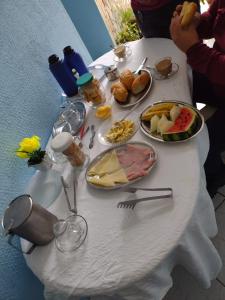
186 0 225 99
131 0 171 10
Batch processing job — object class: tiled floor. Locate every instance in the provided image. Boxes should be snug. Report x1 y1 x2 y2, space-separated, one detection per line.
164 193 225 300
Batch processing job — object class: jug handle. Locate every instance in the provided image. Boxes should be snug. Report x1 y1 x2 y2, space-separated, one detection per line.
7 234 36 254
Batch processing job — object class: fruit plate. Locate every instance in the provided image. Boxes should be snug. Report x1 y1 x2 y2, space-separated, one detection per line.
97 110 139 146
140 100 204 143
114 69 153 108
85 141 157 190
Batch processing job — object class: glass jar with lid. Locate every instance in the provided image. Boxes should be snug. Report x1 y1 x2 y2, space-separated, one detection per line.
51 132 88 168
76 73 106 107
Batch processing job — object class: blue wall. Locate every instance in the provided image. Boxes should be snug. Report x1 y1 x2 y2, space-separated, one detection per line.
0 1 92 299
61 0 113 60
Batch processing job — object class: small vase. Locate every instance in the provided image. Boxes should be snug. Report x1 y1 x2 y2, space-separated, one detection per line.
26 154 62 208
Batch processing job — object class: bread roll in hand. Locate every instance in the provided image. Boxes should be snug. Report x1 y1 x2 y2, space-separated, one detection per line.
119 69 135 90
131 71 150 95
111 82 128 103
180 1 197 28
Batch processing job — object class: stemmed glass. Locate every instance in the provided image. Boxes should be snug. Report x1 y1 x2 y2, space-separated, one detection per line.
53 176 88 253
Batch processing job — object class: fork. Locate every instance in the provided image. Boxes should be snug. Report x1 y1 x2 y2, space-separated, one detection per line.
117 187 173 209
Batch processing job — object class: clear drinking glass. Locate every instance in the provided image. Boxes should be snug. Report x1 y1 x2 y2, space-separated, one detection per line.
53 214 88 253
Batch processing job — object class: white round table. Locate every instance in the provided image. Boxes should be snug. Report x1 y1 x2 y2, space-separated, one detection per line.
23 38 221 300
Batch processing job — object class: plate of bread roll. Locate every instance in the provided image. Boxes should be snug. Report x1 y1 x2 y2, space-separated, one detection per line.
111 68 152 108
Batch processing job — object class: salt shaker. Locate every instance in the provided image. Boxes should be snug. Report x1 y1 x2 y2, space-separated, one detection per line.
104 65 119 81
51 132 85 167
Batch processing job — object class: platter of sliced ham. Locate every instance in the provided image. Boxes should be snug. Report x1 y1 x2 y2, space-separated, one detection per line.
86 141 157 190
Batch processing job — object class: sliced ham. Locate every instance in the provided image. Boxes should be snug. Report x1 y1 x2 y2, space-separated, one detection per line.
116 144 156 181
125 159 155 180
117 145 153 168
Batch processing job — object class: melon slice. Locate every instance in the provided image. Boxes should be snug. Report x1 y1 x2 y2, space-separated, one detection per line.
162 107 197 141
157 114 174 135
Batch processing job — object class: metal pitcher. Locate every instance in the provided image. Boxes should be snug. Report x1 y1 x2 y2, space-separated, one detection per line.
2 194 58 254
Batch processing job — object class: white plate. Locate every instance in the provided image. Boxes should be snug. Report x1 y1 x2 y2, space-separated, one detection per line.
114 69 153 108
86 141 157 190
97 110 139 146
140 100 204 143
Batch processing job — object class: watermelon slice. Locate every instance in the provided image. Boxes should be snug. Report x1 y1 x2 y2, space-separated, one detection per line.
162 106 197 141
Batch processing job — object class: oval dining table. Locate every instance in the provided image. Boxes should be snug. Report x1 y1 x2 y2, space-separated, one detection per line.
22 38 222 300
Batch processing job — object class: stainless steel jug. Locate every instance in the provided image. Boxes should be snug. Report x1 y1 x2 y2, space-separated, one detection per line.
2 194 58 253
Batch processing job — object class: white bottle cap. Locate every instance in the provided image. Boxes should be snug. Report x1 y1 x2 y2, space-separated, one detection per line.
51 132 74 152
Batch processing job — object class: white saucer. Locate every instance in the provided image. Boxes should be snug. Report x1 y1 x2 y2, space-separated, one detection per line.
147 63 179 80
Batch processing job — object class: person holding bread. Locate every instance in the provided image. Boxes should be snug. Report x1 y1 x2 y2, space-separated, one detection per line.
131 0 200 39
170 0 225 197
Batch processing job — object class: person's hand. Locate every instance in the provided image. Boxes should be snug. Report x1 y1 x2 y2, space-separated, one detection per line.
170 13 200 53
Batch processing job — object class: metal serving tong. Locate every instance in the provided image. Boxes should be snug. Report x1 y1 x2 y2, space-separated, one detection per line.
117 187 173 209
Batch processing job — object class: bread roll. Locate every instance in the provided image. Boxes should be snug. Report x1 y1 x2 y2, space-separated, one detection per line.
180 1 197 28
111 82 128 103
119 69 135 90
131 71 150 95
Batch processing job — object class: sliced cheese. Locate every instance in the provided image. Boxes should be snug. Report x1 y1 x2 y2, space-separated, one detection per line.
87 175 115 187
109 168 128 184
88 150 121 176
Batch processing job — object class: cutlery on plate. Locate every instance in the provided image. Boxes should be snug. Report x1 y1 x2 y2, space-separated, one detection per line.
89 125 96 149
117 187 173 209
135 57 148 74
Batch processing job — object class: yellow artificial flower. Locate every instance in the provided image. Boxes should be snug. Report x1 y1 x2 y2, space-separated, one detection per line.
16 147 30 159
18 135 40 153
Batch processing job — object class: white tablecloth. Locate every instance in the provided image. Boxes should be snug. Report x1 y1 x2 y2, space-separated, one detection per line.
23 38 222 300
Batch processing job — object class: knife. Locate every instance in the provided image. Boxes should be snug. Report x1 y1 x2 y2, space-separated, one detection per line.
89 125 96 149
135 57 148 74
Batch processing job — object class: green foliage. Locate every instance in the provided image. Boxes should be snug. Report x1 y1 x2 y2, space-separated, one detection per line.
27 149 46 166
115 8 141 45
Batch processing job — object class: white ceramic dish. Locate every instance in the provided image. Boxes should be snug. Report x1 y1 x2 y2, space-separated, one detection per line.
97 110 139 146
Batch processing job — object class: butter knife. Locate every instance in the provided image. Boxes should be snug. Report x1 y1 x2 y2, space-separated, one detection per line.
89 125 96 149
135 57 148 74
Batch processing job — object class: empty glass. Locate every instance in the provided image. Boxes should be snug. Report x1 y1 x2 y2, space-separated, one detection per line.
53 176 88 253
53 214 88 253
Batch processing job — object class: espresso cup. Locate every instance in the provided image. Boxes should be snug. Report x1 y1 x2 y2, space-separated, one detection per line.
114 44 126 59
155 57 172 77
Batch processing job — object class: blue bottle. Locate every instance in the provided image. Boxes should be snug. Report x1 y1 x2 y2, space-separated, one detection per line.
63 46 88 76
48 54 78 97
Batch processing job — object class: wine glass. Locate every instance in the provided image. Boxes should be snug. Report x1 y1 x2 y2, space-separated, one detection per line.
53 176 88 253
53 214 88 253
